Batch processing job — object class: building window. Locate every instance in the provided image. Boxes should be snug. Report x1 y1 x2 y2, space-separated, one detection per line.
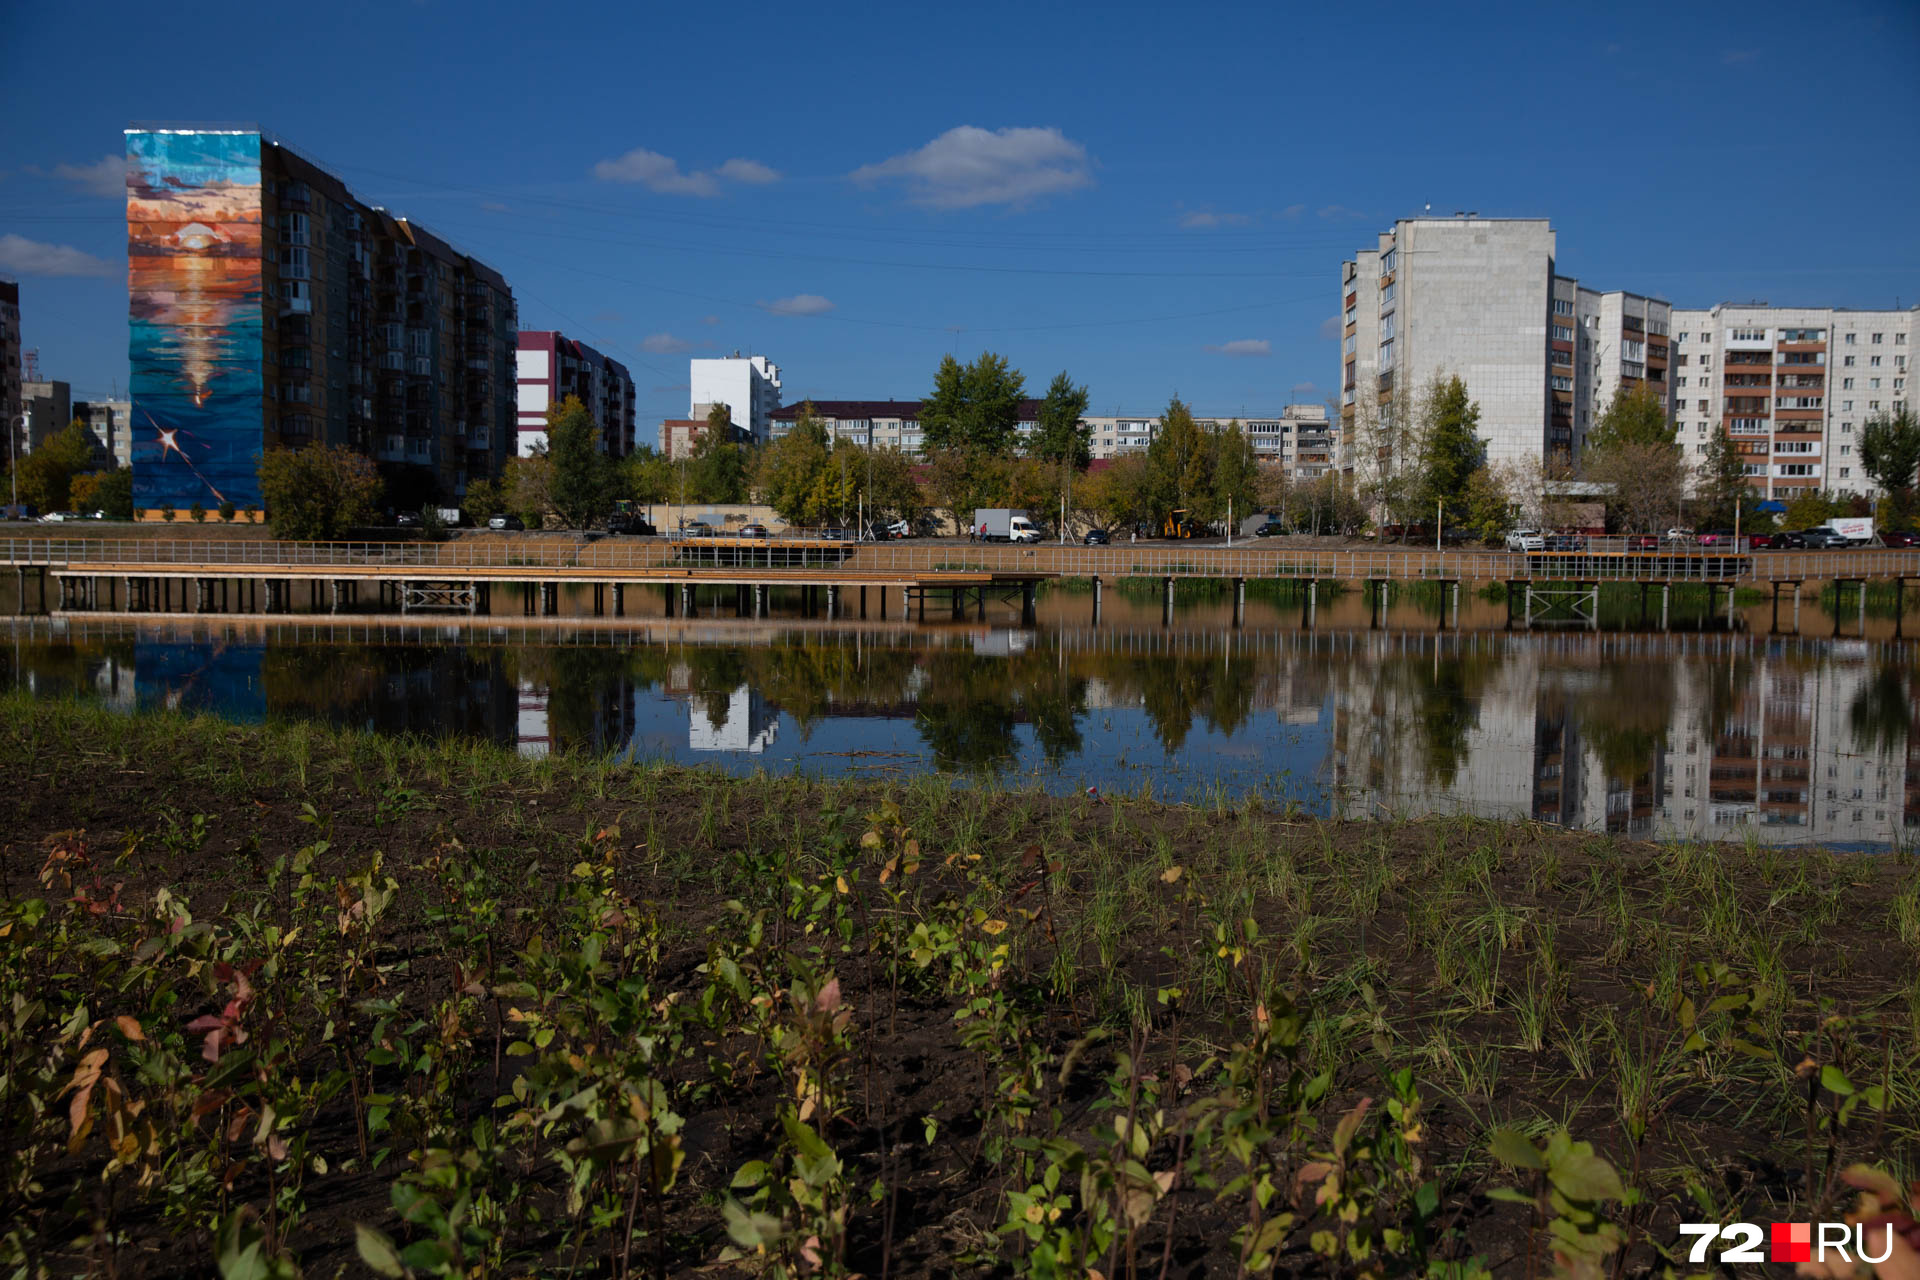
1870 356 1883 367
1552 324 1574 342
1844 333 1856 345
1379 249 1397 275
1872 332 1884 343
1551 375 1573 390
1381 281 1397 303
1553 299 1574 316
1840 467 1851 479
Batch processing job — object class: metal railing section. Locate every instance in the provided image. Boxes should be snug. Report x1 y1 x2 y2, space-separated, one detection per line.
4 538 1918 583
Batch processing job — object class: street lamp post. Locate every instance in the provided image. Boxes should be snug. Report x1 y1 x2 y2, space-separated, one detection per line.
9 412 28 509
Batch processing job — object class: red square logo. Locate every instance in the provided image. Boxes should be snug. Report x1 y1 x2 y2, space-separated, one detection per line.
1772 1222 1811 1263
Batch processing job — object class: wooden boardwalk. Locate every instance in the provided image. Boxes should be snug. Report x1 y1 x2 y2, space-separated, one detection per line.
5 536 1919 624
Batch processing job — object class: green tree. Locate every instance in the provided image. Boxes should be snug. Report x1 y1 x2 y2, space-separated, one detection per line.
11 421 94 512
1030 370 1091 467
919 352 1026 455
1462 466 1513 542
70 467 134 520
1694 429 1754 529
461 476 507 523
1780 490 1841 531
840 444 924 525
617 446 674 506
756 402 837 525
687 405 750 503
1416 375 1484 531
1211 420 1258 527
503 454 554 528
1144 397 1214 524
256 444 383 540
1586 383 1675 452
543 395 610 528
1860 407 1920 528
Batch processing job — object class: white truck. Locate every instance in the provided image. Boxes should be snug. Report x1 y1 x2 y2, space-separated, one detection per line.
973 508 1042 543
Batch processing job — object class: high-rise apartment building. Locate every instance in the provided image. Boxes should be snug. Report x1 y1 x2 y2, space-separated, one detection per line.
1340 217 1669 471
691 354 781 443
127 126 517 513
74 400 134 469
20 380 72 452
0 280 19 467
515 332 636 457
1668 305 1915 498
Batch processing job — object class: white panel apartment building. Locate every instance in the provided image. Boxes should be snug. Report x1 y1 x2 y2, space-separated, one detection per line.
1668 306 1915 498
767 400 1334 474
1341 217 1670 470
690 355 782 443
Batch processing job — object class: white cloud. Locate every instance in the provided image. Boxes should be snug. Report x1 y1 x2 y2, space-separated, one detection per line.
480 200 512 213
640 332 694 354
1178 207 1252 230
717 157 780 185
592 147 720 197
759 293 834 317
52 155 125 199
851 125 1092 209
592 149 783 196
1317 204 1366 221
1290 381 1324 403
699 314 720 326
1281 203 1306 219
1722 48 1759 64
0 233 114 278
1207 338 1271 358
1319 314 1344 341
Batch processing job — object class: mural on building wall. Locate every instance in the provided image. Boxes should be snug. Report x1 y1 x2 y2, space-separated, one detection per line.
127 130 264 510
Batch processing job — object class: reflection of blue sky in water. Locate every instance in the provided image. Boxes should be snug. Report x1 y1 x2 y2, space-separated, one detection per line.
8 623 1915 851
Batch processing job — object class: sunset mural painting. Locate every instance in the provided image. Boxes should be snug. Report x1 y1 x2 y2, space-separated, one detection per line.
127 129 265 512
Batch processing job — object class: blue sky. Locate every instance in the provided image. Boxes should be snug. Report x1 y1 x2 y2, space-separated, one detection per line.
3 0 1917 430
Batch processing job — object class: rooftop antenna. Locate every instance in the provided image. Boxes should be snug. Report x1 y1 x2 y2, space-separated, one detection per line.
23 348 40 381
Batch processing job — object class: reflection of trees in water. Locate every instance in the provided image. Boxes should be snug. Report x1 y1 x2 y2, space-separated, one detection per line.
262 645 517 743
913 649 1023 771
1577 663 1676 784
1849 666 1914 757
1079 651 1259 754
1406 656 1484 789
0 635 138 697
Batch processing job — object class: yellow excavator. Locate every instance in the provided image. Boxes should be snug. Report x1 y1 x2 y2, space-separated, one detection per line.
1159 509 1204 539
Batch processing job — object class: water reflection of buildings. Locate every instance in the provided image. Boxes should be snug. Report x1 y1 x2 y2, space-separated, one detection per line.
1329 636 1916 845
688 686 780 754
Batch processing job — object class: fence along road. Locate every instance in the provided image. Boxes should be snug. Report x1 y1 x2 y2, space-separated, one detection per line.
5 537 1920 584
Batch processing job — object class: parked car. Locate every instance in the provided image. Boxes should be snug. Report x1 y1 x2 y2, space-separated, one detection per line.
740 523 770 538
1083 527 1111 546
1664 527 1696 543
1626 534 1659 551
1797 527 1853 549
40 511 85 523
819 526 848 541
1254 520 1287 538
1504 528 1545 552
1881 529 1918 548
395 511 422 528
487 513 524 531
1695 530 1737 547
1544 533 1586 551
1744 532 1775 549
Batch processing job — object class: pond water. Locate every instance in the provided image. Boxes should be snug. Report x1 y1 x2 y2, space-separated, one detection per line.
6 584 1916 850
